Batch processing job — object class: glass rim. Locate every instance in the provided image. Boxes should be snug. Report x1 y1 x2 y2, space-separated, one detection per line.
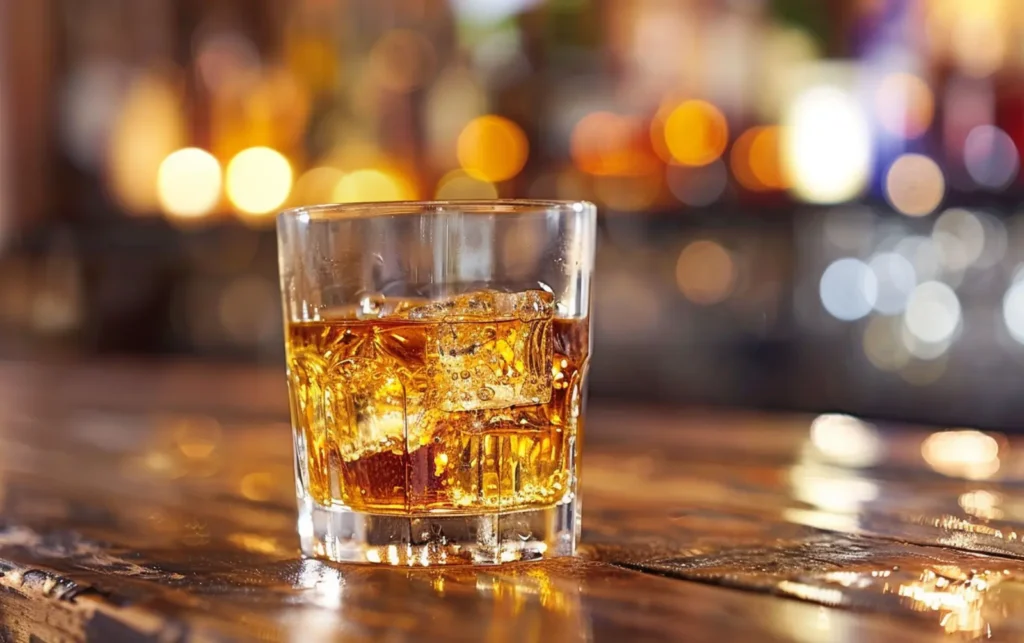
278 199 595 222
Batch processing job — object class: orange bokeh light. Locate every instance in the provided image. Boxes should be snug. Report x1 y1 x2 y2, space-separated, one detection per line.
457 115 528 182
731 126 786 192
571 112 660 177
658 100 728 167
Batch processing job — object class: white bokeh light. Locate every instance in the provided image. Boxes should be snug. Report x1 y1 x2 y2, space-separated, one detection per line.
904 281 961 345
869 252 916 315
932 208 985 272
820 258 878 321
783 86 872 204
1002 280 1024 345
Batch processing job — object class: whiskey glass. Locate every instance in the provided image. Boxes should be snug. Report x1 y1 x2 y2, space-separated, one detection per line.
277 200 596 565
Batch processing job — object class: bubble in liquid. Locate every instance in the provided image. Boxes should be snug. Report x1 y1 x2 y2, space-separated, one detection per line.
357 293 387 320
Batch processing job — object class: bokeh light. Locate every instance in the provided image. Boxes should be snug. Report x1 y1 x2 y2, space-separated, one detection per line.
921 430 1001 480
862 315 910 372
874 73 934 139
571 112 659 177
666 160 727 207
457 115 528 182
592 173 661 212
333 168 410 203
731 126 787 192
868 252 916 315
291 167 345 206
675 240 736 305
107 73 184 214
810 414 882 468
932 209 986 272
963 125 1019 190
157 148 222 219
783 86 872 204
660 100 728 167
884 154 944 217
1002 280 1024 345
819 258 877 321
225 147 293 216
367 29 436 94
435 170 498 200
904 281 961 345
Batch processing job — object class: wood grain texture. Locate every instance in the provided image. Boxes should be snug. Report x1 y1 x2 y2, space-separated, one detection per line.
0 361 1021 641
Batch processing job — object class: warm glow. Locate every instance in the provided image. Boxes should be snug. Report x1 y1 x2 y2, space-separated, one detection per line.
572 112 659 176
157 148 222 220
875 73 935 139
592 173 661 212
333 168 410 203
435 170 498 199
108 73 184 213
809 414 882 468
291 167 345 206
921 430 1001 480
661 100 728 167
368 29 436 93
783 86 872 203
457 115 528 182
885 154 945 217
730 128 762 191
675 240 736 305
225 147 293 216
731 126 786 191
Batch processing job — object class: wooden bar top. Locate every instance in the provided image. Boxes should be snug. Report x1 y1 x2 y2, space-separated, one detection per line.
0 361 1020 641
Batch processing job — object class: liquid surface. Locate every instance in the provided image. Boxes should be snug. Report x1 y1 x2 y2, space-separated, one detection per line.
286 290 588 515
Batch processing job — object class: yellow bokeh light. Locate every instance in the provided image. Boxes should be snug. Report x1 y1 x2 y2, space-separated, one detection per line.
291 167 345 206
457 115 528 182
921 429 1001 480
108 73 184 214
885 154 945 217
225 147 293 216
875 73 935 139
675 240 736 305
157 148 222 219
333 168 410 203
661 100 728 167
435 170 498 200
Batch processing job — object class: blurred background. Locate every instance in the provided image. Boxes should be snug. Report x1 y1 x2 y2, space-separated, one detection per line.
2 0 1024 429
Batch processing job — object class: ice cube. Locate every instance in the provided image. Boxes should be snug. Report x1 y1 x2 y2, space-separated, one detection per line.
423 290 554 412
327 357 411 461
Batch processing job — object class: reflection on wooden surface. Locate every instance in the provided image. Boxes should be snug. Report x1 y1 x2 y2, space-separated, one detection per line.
3 363 1024 640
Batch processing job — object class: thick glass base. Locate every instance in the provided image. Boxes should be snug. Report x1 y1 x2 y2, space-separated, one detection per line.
297 496 579 566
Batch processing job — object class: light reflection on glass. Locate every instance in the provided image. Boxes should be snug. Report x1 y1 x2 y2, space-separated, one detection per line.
921 430 1002 480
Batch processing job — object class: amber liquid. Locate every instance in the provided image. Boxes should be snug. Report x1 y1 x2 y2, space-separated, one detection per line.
286 290 588 515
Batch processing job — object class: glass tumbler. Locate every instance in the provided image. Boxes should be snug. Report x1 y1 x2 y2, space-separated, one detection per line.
277 200 596 565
